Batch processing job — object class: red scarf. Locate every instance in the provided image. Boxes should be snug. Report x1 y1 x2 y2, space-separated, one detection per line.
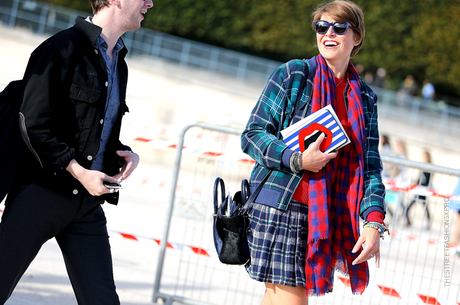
304 55 368 295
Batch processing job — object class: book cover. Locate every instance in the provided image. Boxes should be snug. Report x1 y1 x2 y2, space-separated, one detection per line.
281 104 350 153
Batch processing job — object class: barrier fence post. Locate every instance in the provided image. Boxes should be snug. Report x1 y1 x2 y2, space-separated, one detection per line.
152 122 244 304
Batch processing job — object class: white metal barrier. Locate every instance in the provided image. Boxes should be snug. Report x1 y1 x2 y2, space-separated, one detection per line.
150 122 460 305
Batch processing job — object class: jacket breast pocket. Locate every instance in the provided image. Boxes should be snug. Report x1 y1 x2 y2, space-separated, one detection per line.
69 84 101 128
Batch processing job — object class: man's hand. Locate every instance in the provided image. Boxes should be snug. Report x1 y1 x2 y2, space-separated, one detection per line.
113 150 140 182
352 227 381 267
66 159 119 196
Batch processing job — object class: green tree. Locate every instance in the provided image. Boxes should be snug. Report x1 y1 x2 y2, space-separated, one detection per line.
42 0 460 104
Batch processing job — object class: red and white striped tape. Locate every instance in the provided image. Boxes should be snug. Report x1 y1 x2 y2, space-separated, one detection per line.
108 229 459 305
130 136 456 198
0 208 456 304
384 179 451 198
338 276 455 305
130 136 255 164
108 230 215 258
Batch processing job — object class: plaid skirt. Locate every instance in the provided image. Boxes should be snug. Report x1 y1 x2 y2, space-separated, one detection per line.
245 200 308 287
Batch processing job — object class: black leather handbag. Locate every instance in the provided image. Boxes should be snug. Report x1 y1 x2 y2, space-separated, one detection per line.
212 172 271 265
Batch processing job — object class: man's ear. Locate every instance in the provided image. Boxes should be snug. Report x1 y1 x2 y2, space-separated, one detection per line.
110 0 121 7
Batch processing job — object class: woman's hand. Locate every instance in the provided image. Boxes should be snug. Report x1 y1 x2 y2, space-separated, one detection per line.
113 150 140 182
352 227 381 267
301 134 338 172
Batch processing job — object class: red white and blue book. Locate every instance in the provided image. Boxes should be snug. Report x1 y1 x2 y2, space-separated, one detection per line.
281 104 350 153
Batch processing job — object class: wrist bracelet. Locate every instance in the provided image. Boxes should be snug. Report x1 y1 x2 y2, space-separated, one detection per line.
289 151 303 173
290 152 300 173
296 152 303 172
363 221 389 239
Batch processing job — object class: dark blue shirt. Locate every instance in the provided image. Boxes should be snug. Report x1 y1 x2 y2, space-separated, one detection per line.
90 36 123 170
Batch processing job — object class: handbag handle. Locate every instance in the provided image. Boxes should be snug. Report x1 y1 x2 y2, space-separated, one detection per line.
239 170 272 215
241 179 250 203
213 177 226 215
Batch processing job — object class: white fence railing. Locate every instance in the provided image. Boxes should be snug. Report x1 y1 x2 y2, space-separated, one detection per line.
151 122 460 305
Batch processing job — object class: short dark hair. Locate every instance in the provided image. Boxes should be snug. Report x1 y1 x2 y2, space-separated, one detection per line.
312 0 365 58
89 0 110 14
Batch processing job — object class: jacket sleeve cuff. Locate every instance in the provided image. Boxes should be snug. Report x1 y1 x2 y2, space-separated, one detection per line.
362 206 385 221
118 140 132 152
281 148 295 169
56 148 77 169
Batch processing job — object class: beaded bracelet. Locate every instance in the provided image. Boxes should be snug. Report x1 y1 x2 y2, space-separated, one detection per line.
363 221 389 239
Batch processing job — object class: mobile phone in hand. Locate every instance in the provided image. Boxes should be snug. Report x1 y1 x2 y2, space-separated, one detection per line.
103 182 122 189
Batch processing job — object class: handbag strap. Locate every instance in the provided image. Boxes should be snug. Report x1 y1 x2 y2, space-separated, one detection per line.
291 57 317 124
239 170 272 215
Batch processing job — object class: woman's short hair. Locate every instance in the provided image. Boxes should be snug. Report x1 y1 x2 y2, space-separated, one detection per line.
312 0 365 58
90 0 110 14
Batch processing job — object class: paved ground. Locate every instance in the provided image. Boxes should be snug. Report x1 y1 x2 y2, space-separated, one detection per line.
1 25 460 305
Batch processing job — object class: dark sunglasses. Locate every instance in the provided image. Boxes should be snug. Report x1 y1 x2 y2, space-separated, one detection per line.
313 20 354 35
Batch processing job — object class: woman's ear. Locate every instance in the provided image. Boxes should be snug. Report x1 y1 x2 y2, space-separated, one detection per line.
354 34 361 46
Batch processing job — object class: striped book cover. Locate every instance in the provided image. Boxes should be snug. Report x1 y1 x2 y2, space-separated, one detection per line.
281 104 350 153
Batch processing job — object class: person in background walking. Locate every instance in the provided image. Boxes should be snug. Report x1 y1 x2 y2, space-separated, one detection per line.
380 134 394 178
404 150 432 228
421 79 435 101
372 67 387 89
396 75 418 107
0 0 153 303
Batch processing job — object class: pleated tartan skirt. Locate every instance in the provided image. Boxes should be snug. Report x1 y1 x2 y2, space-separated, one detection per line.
245 200 308 287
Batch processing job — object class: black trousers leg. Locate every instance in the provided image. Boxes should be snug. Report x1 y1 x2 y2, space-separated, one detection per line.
0 184 119 305
0 183 80 303
55 203 120 305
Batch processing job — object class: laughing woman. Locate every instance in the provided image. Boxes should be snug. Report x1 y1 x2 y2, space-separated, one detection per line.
241 1 387 304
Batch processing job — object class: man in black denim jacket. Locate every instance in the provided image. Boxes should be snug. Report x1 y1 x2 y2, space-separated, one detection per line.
0 0 153 303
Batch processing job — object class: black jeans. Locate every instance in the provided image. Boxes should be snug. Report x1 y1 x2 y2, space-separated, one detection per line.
0 183 119 305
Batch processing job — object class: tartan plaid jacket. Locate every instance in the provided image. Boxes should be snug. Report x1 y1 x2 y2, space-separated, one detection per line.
241 58 386 219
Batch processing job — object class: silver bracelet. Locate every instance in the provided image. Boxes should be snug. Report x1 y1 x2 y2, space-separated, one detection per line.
296 152 303 172
290 151 303 173
290 152 299 173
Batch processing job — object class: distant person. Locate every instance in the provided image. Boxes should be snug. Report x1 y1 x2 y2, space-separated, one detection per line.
372 67 387 88
396 75 418 107
380 134 394 178
421 79 435 101
380 134 392 153
404 150 432 227
355 63 364 77
390 140 409 184
364 71 373 84
241 1 386 303
0 0 153 303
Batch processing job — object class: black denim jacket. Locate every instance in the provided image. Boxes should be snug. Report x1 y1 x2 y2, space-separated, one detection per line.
18 17 131 203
